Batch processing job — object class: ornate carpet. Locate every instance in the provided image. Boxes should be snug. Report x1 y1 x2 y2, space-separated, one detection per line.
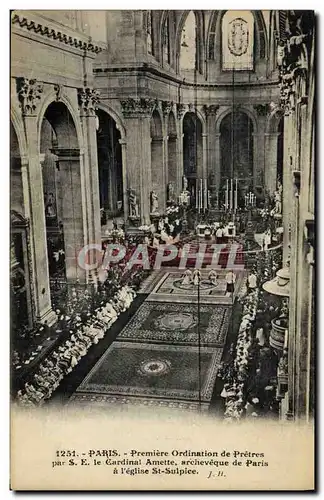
117 301 231 346
139 269 244 304
69 342 223 411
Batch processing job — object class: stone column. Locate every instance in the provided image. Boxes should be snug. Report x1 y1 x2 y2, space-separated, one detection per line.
202 133 208 180
264 132 280 194
16 78 56 326
203 105 219 187
78 88 102 276
177 133 184 194
118 138 128 224
214 133 222 191
120 98 154 225
52 148 87 282
252 133 265 187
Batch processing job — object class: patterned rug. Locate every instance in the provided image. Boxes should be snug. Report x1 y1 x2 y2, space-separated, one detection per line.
117 301 231 346
143 269 244 304
69 342 223 410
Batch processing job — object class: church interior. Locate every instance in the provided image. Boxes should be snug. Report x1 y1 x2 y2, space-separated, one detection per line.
10 10 315 422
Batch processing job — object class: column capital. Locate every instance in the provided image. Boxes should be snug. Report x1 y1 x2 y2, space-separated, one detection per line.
202 133 208 138
78 87 100 116
177 104 187 120
118 138 127 146
120 98 157 118
161 100 174 116
16 77 43 117
253 103 271 117
203 104 220 117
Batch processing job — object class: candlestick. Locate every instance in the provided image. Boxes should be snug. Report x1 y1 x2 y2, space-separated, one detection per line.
230 179 233 211
203 178 207 210
196 178 199 209
225 180 229 209
234 178 238 211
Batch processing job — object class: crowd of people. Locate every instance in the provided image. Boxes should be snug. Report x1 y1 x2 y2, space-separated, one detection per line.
16 285 136 407
218 248 283 422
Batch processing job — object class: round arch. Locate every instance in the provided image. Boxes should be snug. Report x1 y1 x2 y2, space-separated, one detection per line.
150 109 163 138
96 108 125 219
215 106 258 134
37 89 83 153
182 108 207 134
266 107 284 134
167 110 177 137
97 103 127 141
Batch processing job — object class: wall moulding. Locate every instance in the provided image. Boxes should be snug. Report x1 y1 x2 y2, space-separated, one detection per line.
11 11 103 54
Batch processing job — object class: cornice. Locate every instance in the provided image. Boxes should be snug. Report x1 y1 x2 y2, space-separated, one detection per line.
11 11 103 55
93 64 280 90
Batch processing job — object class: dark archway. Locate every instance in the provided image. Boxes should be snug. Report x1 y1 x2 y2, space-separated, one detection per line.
220 111 253 205
40 101 82 282
96 110 123 222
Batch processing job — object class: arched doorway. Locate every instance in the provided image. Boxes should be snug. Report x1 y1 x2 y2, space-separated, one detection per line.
150 110 164 214
167 111 177 198
220 111 253 207
40 116 65 282
183 112 202 202
10 123 33 335
40 101 82 282
96 110 124 224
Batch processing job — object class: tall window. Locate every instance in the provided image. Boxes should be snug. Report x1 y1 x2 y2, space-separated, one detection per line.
222 11 254 71
180 11 196 71
162 16 171 65
147 10 153 55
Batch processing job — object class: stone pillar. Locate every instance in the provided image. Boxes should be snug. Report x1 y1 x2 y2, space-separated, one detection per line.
78 88 102 275
177 133 184 194
16 78 56 326
252 133 265 187
118 138 128 224
214 133 222 191
151 137 165 214
52 148 86 282
282 113 294 266
203 105 219 188
202 133 208 180
120 98 154 225
264 132 280 195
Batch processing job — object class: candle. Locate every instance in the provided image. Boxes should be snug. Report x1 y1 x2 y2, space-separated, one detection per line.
225 180 229 209
204 178 207 210
196 178 199 209
234 178 238 211
230 179 233 211
284 329 289 350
